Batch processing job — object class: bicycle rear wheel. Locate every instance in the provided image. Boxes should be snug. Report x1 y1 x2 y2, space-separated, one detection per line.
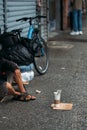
33 37 49 75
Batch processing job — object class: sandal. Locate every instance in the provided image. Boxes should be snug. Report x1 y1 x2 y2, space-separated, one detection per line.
13 92 36 102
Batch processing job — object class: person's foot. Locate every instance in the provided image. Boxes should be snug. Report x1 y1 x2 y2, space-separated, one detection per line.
13 92 36 101
79 31 83 35
25 95 36 101
70 31 79 35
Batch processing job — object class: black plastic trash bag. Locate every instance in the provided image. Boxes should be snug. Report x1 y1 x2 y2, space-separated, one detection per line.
0 32 19 49
0 44 33 66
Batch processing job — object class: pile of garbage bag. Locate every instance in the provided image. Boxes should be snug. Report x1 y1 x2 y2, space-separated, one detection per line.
0 32 34 66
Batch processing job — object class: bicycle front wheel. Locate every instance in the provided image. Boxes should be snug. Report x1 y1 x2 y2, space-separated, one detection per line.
33 37 49 75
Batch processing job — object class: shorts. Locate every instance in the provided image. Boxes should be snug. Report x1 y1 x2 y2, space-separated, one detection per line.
0 80 8 100
1 59 19 73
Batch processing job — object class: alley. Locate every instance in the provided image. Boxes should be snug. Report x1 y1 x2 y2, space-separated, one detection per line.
0 40 87 130
0 1 87 130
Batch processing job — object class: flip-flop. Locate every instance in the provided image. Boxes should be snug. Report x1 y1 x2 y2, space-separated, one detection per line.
26 95 36 101
13 92 36 102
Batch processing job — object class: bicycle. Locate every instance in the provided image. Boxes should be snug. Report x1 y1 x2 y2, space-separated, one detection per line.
11 15 49 75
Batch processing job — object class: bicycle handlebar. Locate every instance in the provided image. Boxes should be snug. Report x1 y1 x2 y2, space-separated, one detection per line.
36 15 47 19
16 15 47 22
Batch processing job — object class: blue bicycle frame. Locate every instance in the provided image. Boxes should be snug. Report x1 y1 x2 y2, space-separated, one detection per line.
27 25 34 39
27 23 45 56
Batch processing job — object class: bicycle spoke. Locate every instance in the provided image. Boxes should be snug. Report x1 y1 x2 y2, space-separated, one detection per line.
34 37 49 75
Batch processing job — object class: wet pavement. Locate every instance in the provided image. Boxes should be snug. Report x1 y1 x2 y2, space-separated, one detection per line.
0 14 87 130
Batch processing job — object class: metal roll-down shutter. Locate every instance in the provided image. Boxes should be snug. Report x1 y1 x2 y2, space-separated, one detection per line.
41 0 48 41
0 0 4 33
6 0 36 37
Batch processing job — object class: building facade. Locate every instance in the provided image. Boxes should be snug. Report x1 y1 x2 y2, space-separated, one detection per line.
0 0 86 40
0 0 48 40
48 0 69 33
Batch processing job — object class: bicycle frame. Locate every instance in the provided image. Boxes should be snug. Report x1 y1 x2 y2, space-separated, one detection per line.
27 19 45 55
27 25 34 39
27 17 39 40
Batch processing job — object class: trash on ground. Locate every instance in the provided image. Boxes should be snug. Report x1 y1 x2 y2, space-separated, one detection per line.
51 89 73 110
54 90 62 103
21 71 34 82
36 90 41 94
61 67 65 70
51 103 73 110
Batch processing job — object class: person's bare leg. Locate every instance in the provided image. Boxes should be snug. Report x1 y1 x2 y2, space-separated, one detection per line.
6 82 21 96
14 69 26 93
14 69 36 100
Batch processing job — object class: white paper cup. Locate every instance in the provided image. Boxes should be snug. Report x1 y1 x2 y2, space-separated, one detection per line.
54 90 62 104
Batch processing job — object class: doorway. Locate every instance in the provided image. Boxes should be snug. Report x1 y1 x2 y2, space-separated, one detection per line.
49 0 62 32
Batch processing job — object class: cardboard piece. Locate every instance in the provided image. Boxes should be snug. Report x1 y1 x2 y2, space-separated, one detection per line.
22 82 29 85
51 103 73 110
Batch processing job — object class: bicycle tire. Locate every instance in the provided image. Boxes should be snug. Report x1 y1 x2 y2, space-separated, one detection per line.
33 37 49 75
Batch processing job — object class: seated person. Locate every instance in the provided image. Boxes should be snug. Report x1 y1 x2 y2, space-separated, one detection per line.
0 58 36 102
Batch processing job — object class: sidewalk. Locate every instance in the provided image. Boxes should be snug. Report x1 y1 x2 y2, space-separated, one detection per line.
48 14 87 44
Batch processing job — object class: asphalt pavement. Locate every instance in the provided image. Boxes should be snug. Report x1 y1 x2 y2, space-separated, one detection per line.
0 14 87 130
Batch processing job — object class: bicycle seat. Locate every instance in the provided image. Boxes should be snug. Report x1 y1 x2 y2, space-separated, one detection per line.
11 28 23 33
